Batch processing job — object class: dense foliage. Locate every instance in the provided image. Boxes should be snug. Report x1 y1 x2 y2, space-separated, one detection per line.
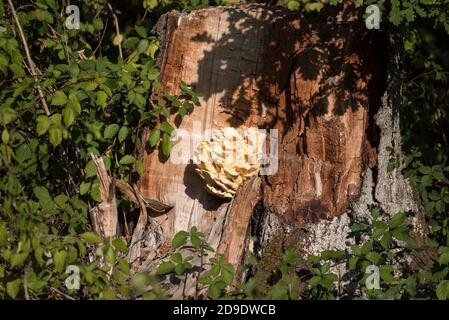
0 0 448 299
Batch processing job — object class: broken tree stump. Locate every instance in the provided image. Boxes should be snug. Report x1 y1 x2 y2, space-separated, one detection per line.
137 3 426 296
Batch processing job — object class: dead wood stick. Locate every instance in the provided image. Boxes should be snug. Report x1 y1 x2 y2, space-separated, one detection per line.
115 179 173 213
127 183 149 263
90 154 117 237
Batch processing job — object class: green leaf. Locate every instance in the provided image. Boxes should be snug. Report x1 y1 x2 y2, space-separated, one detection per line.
389 212 407 229
161 133 173 157
379 265 394 283
84 160 97 178
54 250 67 273
366 251 381 264
15 144 32 164
160 121 174 135
63 106 75 127
171 252 183 264
48 127 63 147
90 182 101 203
172 231 189 251
156 261 175 275
436 280 449 300
438 253 449 265
348 256 359 270
33 186 51 202
175 263 186 275
208 283 222 299
0 107 17 125
148 128 160 147
135 160 144 175
104 124 120 139
418 166 432 175
112 239 127 252
287 0 300 10
96 91 108 108
135 25 147 38
51 91 68 106
36 115 50 135
6 278 22 299
10 252 29 268
137 39 149 54
79 182 91 195
1 128 9 144
9 63 25 77
191 234 201 249
119 155 135 165
0 222 8 248
118 126 129 142
81 231 101 244
380 231 393 249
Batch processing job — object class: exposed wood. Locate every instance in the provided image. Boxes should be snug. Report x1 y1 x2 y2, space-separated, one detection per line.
137 4 424 297
116 179 173 213
140 3 380 261
89 154 118 237
217 176 261 279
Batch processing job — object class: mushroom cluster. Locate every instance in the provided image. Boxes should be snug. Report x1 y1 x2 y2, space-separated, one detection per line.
194 127 266 199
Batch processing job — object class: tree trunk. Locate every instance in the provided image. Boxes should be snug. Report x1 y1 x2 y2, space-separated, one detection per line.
137 3 427 297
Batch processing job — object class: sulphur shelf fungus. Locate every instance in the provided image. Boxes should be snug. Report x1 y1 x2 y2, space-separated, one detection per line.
193 126 266 200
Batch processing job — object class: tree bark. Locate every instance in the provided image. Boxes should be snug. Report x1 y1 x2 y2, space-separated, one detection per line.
137 3 427 297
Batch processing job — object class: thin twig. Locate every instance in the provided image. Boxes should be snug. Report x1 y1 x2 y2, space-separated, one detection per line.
92 18 109 57
107 3 123 59
7 0 50 116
